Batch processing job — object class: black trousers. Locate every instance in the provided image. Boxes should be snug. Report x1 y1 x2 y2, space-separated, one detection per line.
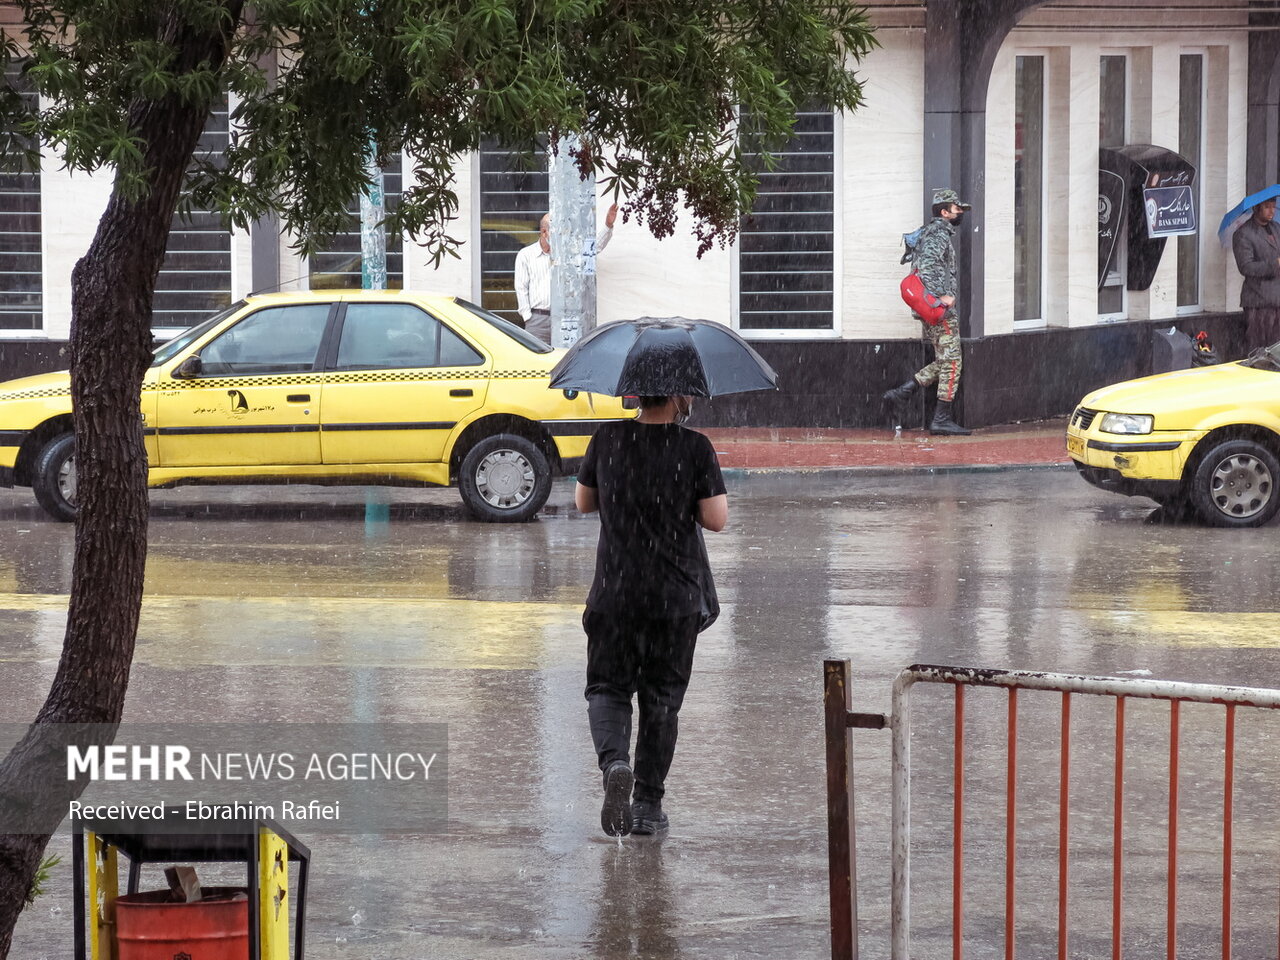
583 609 701 803
1244 307 1280 351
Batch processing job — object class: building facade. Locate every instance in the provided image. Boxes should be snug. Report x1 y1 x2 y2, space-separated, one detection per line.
1 0 1276 427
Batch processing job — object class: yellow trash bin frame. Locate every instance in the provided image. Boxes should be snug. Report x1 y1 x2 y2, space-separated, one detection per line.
72 807 310 960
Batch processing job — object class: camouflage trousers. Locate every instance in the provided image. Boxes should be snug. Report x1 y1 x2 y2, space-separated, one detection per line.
913 314 962 402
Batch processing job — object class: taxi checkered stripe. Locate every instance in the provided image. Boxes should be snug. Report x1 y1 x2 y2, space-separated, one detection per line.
0 369 550 400
0 386 69 400
147 375 324 389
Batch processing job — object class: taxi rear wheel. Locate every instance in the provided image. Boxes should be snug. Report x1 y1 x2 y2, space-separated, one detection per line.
33 432 77 523
458 433 551 523
1189 439 1280 528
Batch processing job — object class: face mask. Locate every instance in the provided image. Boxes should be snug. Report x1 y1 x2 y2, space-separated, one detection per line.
674 398 693 424
950 212 966 227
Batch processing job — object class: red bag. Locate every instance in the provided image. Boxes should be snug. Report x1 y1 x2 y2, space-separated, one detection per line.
900 271 947 325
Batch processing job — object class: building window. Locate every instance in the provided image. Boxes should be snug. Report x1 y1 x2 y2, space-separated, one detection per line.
0 62 41 331
309 158 404 290
1015 56 1045 324
737 107 836 333
477 141 547 325
1099 54 1128 317
1177 53 1204 310
153 99 232 333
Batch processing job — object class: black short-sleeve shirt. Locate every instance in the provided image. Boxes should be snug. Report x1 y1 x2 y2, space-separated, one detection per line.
578 421 726 617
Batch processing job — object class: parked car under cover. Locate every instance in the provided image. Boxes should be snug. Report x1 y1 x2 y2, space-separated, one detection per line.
1067 343 1280 527
0 291 633 522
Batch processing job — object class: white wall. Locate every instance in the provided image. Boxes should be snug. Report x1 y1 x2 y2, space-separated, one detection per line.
596 201 733 325
841 30 925 340
404 152 472 295
36 161 110 340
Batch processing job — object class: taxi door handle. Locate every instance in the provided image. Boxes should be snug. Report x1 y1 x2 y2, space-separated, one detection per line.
287 394 311 403
450 389 473 397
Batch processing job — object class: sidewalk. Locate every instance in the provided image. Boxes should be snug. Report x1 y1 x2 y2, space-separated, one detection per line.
700 418 1071 472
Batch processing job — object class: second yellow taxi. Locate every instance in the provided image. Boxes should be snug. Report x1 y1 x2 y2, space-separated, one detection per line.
1067 343 1280 527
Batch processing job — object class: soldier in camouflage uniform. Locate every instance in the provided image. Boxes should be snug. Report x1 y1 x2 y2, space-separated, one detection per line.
882 188 972 436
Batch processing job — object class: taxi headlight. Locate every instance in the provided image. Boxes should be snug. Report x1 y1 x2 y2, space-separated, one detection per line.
1099 413 1153 435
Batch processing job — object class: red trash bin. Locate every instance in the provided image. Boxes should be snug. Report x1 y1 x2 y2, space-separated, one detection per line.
114 887 248 960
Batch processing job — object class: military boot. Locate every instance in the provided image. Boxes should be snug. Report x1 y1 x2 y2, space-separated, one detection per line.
929 400 971 436
881 379 919 428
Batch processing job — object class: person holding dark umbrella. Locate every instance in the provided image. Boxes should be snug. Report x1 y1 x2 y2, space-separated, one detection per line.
575 394 726 837
551 317 774 837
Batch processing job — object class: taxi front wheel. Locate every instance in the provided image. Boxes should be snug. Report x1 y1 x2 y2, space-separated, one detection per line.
1189 439 1280 528
458 433 551 523
33 432 77 523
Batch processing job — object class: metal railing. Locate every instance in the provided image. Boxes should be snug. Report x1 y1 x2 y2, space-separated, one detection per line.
824 659 1280 960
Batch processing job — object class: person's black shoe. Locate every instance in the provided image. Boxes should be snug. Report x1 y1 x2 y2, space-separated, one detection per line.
881 379 919 429
630 799 669 836
600 761 634 837
929 400 971 436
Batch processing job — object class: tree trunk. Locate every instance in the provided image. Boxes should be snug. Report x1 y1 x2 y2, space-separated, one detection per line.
0 7 243 954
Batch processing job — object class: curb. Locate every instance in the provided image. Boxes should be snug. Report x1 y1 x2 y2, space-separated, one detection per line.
719 461 1075 479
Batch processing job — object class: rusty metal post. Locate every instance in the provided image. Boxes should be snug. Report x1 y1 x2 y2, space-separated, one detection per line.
825 659 859 960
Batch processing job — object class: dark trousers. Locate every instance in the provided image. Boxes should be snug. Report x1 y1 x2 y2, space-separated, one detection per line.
583 609 701 803
1244 307 1280 351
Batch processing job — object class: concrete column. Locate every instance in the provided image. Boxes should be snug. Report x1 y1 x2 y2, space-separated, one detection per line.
548 133 597 348
359 149 387 291
248 49 280 295
1129 46 1181 323
922 0 1053 338
249 216 280 294
1223 42 1251 313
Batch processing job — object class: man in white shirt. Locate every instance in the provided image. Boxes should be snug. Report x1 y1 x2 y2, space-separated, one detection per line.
515 203 618 344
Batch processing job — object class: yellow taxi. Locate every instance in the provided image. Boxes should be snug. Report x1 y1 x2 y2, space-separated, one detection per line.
0 291 633 522
1067 343 1280 527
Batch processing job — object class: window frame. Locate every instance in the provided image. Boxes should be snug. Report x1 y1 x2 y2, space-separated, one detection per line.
0 62 43 337
731 106 843 340
472 140 548 325
151 96 233 340
306 154 406 293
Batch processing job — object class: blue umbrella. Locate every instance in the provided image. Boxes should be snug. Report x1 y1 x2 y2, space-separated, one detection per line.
1218 184 1280 248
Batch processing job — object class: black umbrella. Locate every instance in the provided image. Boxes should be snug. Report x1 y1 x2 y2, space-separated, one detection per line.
548 317 778 398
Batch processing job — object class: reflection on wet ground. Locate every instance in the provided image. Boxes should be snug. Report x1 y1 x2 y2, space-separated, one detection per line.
4 470 1280 958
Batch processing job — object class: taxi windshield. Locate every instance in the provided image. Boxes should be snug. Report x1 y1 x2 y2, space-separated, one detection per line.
150 301 245 367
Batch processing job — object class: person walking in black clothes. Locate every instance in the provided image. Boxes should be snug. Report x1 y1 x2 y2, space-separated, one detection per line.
575 395 728 837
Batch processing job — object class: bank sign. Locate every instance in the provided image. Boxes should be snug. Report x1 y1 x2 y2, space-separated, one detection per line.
1143 185 1197 238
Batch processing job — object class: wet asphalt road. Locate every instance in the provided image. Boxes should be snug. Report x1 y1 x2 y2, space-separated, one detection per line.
3 467 1280 959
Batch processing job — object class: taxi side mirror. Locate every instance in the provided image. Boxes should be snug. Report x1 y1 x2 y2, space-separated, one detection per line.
174 355 203 379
